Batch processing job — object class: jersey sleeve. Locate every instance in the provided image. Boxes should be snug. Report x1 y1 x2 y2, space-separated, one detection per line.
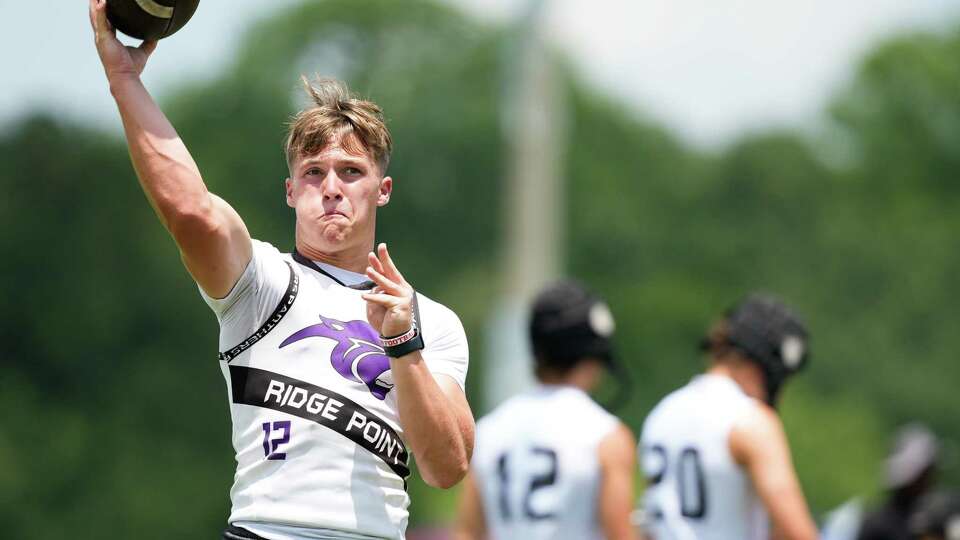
418 296 470 391
199 239 292 352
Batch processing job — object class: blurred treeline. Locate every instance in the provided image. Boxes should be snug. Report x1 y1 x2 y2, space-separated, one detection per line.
2 0 960 537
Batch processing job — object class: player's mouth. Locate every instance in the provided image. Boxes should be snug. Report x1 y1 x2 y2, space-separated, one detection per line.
322 211 349 220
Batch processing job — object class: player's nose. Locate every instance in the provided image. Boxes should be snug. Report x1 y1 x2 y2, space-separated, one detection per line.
321 170 344 200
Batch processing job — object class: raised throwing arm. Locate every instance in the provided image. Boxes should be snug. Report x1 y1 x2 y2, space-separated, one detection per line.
89 0 251 298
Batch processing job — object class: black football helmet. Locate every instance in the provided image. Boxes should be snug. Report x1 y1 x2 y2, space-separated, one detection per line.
529 280 629 410
708 293 810 405
529 280 616 368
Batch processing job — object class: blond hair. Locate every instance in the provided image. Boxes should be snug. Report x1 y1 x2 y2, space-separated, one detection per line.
284 76 392 174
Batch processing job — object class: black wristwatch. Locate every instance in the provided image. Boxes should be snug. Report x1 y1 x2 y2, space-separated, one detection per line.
381 325 425 358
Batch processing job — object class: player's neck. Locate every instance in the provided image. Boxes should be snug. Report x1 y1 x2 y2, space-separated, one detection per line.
706 362 765 401
296 240 370 275
537 361 603 392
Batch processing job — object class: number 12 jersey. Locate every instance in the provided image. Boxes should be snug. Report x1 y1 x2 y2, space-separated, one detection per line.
471 385 619 540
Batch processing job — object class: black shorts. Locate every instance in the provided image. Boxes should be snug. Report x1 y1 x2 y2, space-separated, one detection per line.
222 525 269 540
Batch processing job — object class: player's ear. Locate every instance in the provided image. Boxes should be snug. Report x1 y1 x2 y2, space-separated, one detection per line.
285 177 296 208
377 176 393 207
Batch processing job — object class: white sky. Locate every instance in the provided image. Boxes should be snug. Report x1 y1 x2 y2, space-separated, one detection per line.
2 0 959 146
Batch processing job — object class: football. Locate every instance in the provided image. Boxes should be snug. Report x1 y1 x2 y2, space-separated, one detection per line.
106 0 200 41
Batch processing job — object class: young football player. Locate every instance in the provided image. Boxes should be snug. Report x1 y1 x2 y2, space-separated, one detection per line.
640 293 817 540
859 423 940 540
454 280 637 540
89 1 474 538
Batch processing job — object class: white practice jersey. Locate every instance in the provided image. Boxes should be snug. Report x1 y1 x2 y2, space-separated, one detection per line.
471 385 619 540
202 240 469 539
640 374 768 540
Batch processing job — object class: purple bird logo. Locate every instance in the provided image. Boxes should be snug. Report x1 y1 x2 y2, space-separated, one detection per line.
280 315 393 400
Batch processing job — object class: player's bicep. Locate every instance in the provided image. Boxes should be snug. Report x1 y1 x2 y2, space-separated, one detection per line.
731 406 817 540
176 194 252 299
420 304 469 390
436 375 476 458
598 424 639 540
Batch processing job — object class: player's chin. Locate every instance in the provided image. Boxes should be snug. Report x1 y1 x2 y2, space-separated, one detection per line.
318 223 351 245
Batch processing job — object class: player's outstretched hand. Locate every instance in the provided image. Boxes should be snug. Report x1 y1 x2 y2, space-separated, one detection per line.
362 243 416 339
89 0 157 82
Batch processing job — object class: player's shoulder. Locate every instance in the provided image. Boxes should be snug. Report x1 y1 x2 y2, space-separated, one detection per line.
599 421 637 465
477 393 526 430
415 290 460 319
545 387 621 442
414 290 465 333
249 238 291 263
641 381 692 435
571 388 619 425
731 397 781 437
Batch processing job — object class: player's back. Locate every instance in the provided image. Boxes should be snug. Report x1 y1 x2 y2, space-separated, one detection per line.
472 385 619 540
640 374 768 540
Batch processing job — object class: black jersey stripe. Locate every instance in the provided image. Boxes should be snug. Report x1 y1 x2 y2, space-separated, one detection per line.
219 262 300 363
229 365 411 481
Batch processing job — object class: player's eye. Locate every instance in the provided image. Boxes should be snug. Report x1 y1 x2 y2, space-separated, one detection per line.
343 167 363 176
305 167 321 176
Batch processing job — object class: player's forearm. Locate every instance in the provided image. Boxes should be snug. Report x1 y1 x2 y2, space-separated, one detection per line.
110 75 214 235
390 354 472 488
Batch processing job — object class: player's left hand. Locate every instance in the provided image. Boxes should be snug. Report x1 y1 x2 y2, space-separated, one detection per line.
362 243 416 339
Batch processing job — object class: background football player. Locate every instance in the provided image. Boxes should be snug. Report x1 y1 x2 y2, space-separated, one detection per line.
640 293 818 540
908 489 960 540
89 1 474 538
454 280 638 540
859 423 941 540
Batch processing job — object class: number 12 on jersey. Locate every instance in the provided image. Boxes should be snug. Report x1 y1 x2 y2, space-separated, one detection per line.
644 444 707 519
495 446 558 521
262 420 291 460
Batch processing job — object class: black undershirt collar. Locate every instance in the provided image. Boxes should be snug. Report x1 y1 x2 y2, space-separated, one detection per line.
291 250 376 291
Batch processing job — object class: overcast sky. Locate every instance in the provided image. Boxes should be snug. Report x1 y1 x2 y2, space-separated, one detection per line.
2 0 959 146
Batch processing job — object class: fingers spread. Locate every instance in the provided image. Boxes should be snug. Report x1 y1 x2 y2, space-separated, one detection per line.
368 251 386 275
366 266 403 295
361 292 401 307
377 243 406 284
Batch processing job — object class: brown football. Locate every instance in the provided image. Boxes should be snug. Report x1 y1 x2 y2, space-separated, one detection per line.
106 0 200 41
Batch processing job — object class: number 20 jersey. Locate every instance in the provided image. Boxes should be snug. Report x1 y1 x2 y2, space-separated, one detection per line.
471 385 619 540
640 374 768 540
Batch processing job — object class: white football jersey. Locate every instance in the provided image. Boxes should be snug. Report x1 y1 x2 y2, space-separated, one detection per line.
471 385 620 540
640 374 768 540
201 240 469 539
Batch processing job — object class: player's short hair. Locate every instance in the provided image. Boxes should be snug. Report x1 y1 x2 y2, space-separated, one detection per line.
284 76 393 175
